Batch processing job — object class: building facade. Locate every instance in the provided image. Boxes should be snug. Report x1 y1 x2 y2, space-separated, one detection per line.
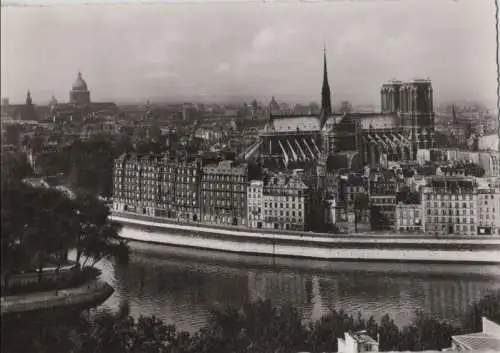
369 171 400 226
395 203 423 233
261 171 311 231
247 171 312 231
476 186 500 235
113 153 202 222
422 176 478 236
247 180 264 228
200 160 248 226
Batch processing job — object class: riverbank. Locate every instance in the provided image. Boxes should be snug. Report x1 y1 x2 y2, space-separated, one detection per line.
1 261 78 291
1 279 113 316
113 215 500 263
113 211 500 240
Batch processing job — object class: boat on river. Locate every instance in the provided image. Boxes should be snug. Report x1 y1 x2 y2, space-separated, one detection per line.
111 212 500 264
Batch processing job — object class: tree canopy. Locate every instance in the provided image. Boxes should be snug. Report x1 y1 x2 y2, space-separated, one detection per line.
5 292 500 353
1 182 129 287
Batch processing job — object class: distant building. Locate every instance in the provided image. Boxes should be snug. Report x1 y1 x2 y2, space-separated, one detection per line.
47 72 117 123
478 133 499 151
445 150 500 177
13 90 38 121
340 100 353 114
69 71 91 105
1 97 9 117
268 96 281 115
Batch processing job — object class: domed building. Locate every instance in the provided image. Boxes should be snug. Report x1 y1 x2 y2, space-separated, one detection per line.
44 71 117 124
69 71 91 105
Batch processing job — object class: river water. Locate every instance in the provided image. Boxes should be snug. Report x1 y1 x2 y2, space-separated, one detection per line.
95 240 500 333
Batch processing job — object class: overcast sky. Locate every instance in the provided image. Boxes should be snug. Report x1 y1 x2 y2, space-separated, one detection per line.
1 0 497 107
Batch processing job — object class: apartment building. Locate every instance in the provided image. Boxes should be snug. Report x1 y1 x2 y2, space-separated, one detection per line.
395 203 423 233
113 153 202 222
476 186 500 235
248 171 311 231
422 176 477 235
200 160 248 226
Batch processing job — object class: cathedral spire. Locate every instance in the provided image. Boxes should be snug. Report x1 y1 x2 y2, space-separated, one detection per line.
320 47 332 129
26 90 32 106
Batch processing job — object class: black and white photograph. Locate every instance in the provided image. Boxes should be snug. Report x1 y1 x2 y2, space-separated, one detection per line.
1 0 500 352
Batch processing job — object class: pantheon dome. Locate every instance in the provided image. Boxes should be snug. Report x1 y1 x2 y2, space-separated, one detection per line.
72 72 88 91
69 71 91 105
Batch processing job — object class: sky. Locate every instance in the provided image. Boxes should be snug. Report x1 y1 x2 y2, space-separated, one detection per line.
0 0 498 107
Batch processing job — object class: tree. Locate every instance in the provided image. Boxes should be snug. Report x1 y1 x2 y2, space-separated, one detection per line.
378 314 400 351
1 150 33 188
462 290 500 331
73 192 129 269
370 206 391 230
1 180 129 289
23 187 77 283
353 193 370 232
11 298 500 353
398 311 456 351
0 183 75 285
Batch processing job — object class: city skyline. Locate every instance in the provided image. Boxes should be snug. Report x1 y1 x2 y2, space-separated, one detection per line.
1 0 497 108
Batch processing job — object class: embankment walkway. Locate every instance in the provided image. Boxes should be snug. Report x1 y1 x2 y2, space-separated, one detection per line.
1 279 113 316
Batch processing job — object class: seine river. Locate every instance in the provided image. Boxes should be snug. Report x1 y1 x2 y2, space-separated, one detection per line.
95 240 500 333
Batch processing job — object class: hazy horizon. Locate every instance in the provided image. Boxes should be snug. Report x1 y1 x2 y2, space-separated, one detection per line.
1 0 497 108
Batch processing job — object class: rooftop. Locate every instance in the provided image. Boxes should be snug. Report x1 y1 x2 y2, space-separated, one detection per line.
350 331 378 345
452 332 500 351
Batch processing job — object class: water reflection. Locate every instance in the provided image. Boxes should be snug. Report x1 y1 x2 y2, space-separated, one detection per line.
97 241 500 333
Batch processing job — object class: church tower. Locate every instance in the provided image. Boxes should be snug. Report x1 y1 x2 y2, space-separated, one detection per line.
16 90 38 121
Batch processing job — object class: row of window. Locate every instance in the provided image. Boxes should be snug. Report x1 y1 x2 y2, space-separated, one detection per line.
426 202 474 208
426 217 475 224
371 198 396 205
202 201 245 208
201 175 246 182
260 202 303 209
427 209 474 216
426 224 476 233
202 183 245 191
202 191 245 198
119 164 199 174
424 194 475 201
117 176 197 183
253 209 303 217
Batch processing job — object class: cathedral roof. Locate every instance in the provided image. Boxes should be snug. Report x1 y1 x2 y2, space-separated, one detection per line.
72 72 88 92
